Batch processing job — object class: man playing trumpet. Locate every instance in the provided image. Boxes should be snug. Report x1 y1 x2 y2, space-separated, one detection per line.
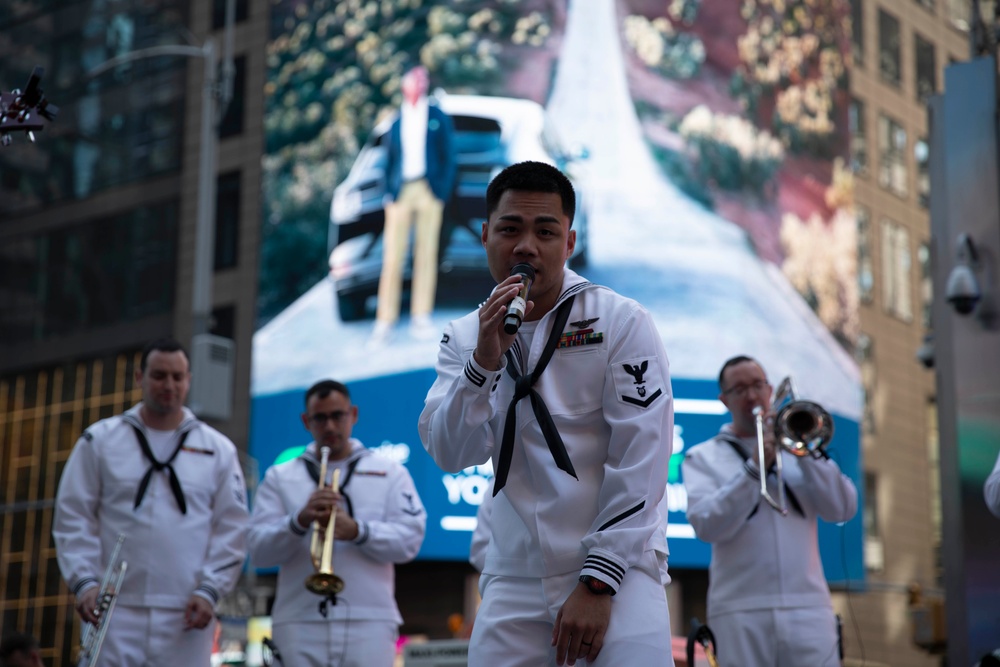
249 380 426 667
682 356 858 667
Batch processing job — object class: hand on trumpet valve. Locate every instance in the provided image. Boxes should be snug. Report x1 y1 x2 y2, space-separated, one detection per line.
75 586 101 625
297 487 338 527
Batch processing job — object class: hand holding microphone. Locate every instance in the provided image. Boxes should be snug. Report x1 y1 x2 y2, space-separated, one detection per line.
503 263 535 335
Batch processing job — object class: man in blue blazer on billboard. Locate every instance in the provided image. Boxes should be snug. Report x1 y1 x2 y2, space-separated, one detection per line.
371 65 456 345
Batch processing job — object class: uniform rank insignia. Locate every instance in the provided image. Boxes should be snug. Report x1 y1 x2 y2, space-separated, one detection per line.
613 357 665 408
181 446 215 456
558 326 604 348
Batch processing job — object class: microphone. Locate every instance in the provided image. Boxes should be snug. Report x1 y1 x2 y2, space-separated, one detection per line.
503 263 536 335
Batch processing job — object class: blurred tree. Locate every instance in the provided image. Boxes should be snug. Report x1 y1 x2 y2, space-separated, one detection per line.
258 0 555 324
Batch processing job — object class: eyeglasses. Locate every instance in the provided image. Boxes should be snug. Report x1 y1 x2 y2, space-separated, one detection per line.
722 380 769 398
308 411 350 425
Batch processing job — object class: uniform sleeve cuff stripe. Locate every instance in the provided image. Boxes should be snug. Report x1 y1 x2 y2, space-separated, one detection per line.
196 585 220 604
583 559 625 584
289 515 308 535
73 578 99 595
464 361 487 387
354 520 370 545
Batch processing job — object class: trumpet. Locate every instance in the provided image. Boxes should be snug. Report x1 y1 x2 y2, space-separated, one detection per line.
305 446 345 597
78 533 128 667
753 376 834 515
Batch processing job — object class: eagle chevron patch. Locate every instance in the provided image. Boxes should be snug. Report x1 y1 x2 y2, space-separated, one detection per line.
613 357 666 409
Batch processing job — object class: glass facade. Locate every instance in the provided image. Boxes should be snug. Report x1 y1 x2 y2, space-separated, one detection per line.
0 1 188 216
0 200 179 346
0 351 143 665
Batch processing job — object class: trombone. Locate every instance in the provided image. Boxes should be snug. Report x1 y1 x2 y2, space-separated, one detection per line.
305 446 345 597
753 377 834 515
78 533 127 667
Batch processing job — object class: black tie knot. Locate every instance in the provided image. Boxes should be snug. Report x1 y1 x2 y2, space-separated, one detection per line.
513 375 534 401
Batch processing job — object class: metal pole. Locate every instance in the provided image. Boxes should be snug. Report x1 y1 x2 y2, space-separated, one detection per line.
192 38 217 338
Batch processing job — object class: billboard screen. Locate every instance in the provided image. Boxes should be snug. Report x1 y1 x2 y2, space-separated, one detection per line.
255 0 863 583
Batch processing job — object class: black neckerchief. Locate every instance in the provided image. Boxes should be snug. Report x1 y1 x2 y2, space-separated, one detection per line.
493 295 578 496
717 434 805 519
131 425 191 514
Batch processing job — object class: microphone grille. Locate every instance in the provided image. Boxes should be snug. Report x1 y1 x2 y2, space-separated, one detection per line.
510 263 536 280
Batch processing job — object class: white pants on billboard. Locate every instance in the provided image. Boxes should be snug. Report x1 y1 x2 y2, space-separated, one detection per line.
271 619 397 667
88 605 215 667
471 557 674 666
709 605 840 667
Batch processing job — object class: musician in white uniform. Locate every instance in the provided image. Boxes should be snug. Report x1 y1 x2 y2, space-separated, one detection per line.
683 355 858 667
54 338 249 666
420 161 675 667
986 450 1000 518
249 380 426 667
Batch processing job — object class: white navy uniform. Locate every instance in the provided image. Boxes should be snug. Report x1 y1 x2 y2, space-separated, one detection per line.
986 451 1000 518
248 439 426 667
54 404 249 666
420 269 675 666
683 425 858 667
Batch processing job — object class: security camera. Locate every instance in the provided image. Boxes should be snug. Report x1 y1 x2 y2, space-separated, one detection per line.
946 263 982 315
946 233 983 316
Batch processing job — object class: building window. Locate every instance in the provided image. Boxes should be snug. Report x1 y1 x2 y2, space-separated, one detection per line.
878 9 902 87
212 0 249 29
849 98 868 175
851 0 865 66
881 218 913 322
0 202 179 346
864 471 884 571
915 0 935 11
915 137 930 208
857 333 876 434
211 304 236 339
919 241 933 328
858 206 874 302
215 171 241 270
878 113 908 197
915 34 937 102
218 55 246 139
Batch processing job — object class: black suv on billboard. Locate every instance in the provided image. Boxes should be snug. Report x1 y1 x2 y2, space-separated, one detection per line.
328 93 589 322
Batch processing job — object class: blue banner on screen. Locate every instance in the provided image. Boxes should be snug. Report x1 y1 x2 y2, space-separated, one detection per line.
250 375 864 584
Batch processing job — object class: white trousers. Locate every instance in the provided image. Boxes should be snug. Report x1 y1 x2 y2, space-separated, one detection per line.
88 605 215 667
471 558 674 666
709 605 841 667
271 619 398 667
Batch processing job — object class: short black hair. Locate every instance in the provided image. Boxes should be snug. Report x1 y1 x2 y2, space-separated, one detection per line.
718 355 763 390
486 161 576 225
140 338 188 371
0 632 39 661
304 379 351 408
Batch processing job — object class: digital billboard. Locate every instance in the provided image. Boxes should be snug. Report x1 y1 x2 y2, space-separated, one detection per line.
254 0 863 583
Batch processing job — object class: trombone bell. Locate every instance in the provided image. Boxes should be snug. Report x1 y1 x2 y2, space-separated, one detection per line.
775 400 834 458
